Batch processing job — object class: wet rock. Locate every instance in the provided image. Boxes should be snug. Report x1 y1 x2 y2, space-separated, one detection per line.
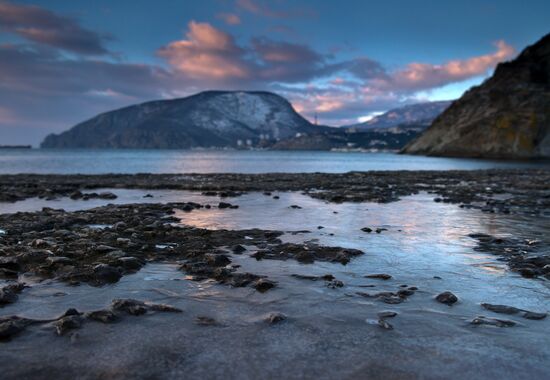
0 268 19 279
86 310 118 323
204 253 231 267
98 192 117 200
147 303 183 313
232 244 247 254
397 289 415 297
0 283 25 305
378 318 393 330
361 227 373 233
481 303 546 320
94 245 117 253
470 316 516 327
290 205 302 209
0 316 30 340
435 291 458 305
523 311 547 320
218 202 232 209
378 311 398 319
55 315 82 336
326 279 344 288
291 274 335 282
46 256 73 266
195 316 218 326
113 221 127 231
116 257 144 271
481 303 520 314
365 273 392 280
111 299 148 316
357 292 405 304
93 264 122 284
267 312 286 324
254 278 276 293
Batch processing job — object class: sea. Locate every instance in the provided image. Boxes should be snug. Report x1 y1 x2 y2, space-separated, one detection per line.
0 148 548 174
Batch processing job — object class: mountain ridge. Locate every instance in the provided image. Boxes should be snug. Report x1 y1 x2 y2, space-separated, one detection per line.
41 91 329 149
344 100 452 131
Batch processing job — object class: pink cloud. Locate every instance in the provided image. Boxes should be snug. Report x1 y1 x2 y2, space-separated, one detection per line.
158 21 328 83
384 40 515 91
158 21 250 79
216 13 241 25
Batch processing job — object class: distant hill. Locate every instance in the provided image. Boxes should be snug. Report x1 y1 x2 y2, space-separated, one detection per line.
41 91 328 149
343 101 452 131
403 33 550 158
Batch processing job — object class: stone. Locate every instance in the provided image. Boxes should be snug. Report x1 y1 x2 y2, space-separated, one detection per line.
365 273 392 280
254 278 276 293
267 313 286 324
86 310 118 323
232 244 247 254
470 316 516 327
111 299 148 316
435 291 458 305
55 315 82 336
378 311 398 319
93 264 122 283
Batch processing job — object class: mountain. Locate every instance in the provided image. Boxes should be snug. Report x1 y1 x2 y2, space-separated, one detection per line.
344 101 452 131
403 33 550 158
41 91 326 149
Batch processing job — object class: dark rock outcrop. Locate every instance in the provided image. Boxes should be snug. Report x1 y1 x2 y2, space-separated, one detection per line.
41 91 326 149
403 33 550 158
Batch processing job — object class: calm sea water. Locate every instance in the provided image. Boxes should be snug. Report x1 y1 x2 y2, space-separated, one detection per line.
0 149 548 174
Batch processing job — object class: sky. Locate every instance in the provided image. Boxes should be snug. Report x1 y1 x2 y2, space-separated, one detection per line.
0 0 549 145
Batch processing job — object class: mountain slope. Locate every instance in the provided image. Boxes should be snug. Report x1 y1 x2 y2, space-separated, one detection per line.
403 33 550 158
344 101 452 131
41 91 325 149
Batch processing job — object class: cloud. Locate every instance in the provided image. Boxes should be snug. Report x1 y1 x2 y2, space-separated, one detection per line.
0 1 110 55
0 2 517 144
380 40 515 91
216 13 241 25
158 21 250 80
158 21 332 84
236 0 316 19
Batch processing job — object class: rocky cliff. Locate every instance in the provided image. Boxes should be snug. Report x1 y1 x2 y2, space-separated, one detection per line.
403 34 550 158
41 91 325 149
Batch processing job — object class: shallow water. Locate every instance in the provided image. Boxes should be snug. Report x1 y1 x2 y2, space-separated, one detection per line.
1 190 549 379
0 149 548 174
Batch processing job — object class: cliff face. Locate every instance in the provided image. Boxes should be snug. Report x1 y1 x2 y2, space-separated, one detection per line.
403 34 550 158
41 91 324 149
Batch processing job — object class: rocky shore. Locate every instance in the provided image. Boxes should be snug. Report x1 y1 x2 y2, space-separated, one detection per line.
0 170 549 379
1 169 549 215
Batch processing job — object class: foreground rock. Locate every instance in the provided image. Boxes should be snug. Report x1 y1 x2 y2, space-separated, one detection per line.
0 202 364 294
403 33 550 158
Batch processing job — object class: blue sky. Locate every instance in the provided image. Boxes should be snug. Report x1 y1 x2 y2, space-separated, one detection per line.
1 0 549 145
